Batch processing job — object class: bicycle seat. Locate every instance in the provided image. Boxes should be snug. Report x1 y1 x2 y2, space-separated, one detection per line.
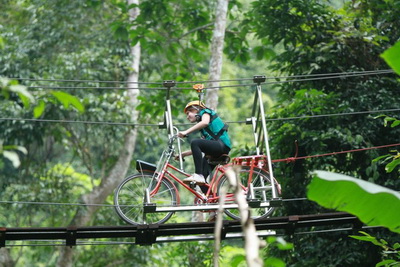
136 160 157 173
206 154 230 165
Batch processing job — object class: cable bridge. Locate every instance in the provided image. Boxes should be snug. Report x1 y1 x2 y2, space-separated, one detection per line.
1 212 366 247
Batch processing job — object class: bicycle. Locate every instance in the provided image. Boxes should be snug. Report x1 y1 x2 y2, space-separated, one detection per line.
114 128 281 225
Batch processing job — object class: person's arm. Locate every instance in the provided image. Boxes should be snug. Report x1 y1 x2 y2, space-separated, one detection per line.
178 113 210 138
174 150 192 160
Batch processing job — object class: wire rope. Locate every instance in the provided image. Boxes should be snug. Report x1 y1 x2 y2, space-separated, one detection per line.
0 197 310 208
14 77 163 85
1 108 398 126
11 69 394 85
14 69 395 91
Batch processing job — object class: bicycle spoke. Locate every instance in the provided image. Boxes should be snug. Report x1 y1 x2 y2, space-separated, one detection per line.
216 167 278 220
114 174 177 225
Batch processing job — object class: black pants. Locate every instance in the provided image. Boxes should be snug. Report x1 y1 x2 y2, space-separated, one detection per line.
190 139 230 176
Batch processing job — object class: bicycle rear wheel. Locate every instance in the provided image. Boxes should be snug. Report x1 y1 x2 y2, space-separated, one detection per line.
114 173 177 225
216 166 278 220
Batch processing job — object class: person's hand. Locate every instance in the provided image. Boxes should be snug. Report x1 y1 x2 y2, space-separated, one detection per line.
177 131 188 138
174 154 183 161
174 152 187 161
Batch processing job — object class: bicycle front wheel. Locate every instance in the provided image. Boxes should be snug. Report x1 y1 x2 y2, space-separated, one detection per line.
114 173 177 225
216 166 278 220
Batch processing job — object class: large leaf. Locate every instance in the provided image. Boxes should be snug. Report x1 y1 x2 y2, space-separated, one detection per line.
33 99 46 118
51 91 85 113
307 171 400 233
381 41 400 75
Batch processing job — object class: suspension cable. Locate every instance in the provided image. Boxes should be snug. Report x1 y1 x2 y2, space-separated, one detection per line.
11 69 394 85
0 108 399 126
12 69 395 91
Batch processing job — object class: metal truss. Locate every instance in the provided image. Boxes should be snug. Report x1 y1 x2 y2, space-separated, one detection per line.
0 212 365 247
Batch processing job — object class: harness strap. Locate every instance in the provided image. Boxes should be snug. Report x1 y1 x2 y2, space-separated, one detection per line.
204 123 228 141
201 110 228 141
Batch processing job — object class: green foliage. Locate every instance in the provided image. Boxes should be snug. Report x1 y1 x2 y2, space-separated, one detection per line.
373 152 400 174
144 242 213 267
263 236 294 267
308 170 400 233
247 0 400 265
0 77 31 168
350 231 400 267
381 41 400 75
374 41 400 174
1 0 399 265
218 245 246 267
0 77 34 104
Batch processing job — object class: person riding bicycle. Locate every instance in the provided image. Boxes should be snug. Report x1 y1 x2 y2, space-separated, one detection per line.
177 100 231 185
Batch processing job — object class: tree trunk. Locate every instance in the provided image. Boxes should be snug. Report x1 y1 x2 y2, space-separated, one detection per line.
56 1 141 266
206 0 229 111
0 248 15 267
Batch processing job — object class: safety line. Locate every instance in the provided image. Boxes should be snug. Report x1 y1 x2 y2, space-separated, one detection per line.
292 225 382 236
0 108 398 126
11 69 394 85
264 108 400 122
175 69 394 84
0 117 156 126
14 77 163 85
262 70 395 87
26 85 167 90
267 69 394 80
18 69 395 91
0 200 116 207
273 143 400 164
0 196 313 208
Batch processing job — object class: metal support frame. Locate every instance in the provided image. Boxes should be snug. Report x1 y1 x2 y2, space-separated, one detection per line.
136 224 159 245
66 226 77 247
158 80 184 171
160 80 176 139
144 76 281 215
0 227 5 247
0 213 365 247
148 201 277 213
246 76 279 199
147 76 280 215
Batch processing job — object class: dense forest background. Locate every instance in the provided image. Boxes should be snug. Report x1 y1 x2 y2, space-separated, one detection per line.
1 0 399 266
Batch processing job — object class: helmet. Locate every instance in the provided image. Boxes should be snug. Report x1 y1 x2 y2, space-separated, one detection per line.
184 100 206 113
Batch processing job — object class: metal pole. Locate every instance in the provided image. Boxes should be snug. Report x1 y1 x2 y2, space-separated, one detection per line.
255 83 278 199
163 81 176 139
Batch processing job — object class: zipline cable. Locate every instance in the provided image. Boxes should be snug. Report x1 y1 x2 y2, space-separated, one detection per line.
264 108 400 122
13 77 164 85
273 143 400 164
1 108 399 126
11 69 394 85
0 197 309 207
175 69 394 85
18 69 395 91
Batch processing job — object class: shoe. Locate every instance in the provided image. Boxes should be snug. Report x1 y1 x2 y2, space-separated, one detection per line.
183 173 205 185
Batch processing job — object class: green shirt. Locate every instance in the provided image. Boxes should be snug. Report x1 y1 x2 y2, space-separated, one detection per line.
199 109 231 149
